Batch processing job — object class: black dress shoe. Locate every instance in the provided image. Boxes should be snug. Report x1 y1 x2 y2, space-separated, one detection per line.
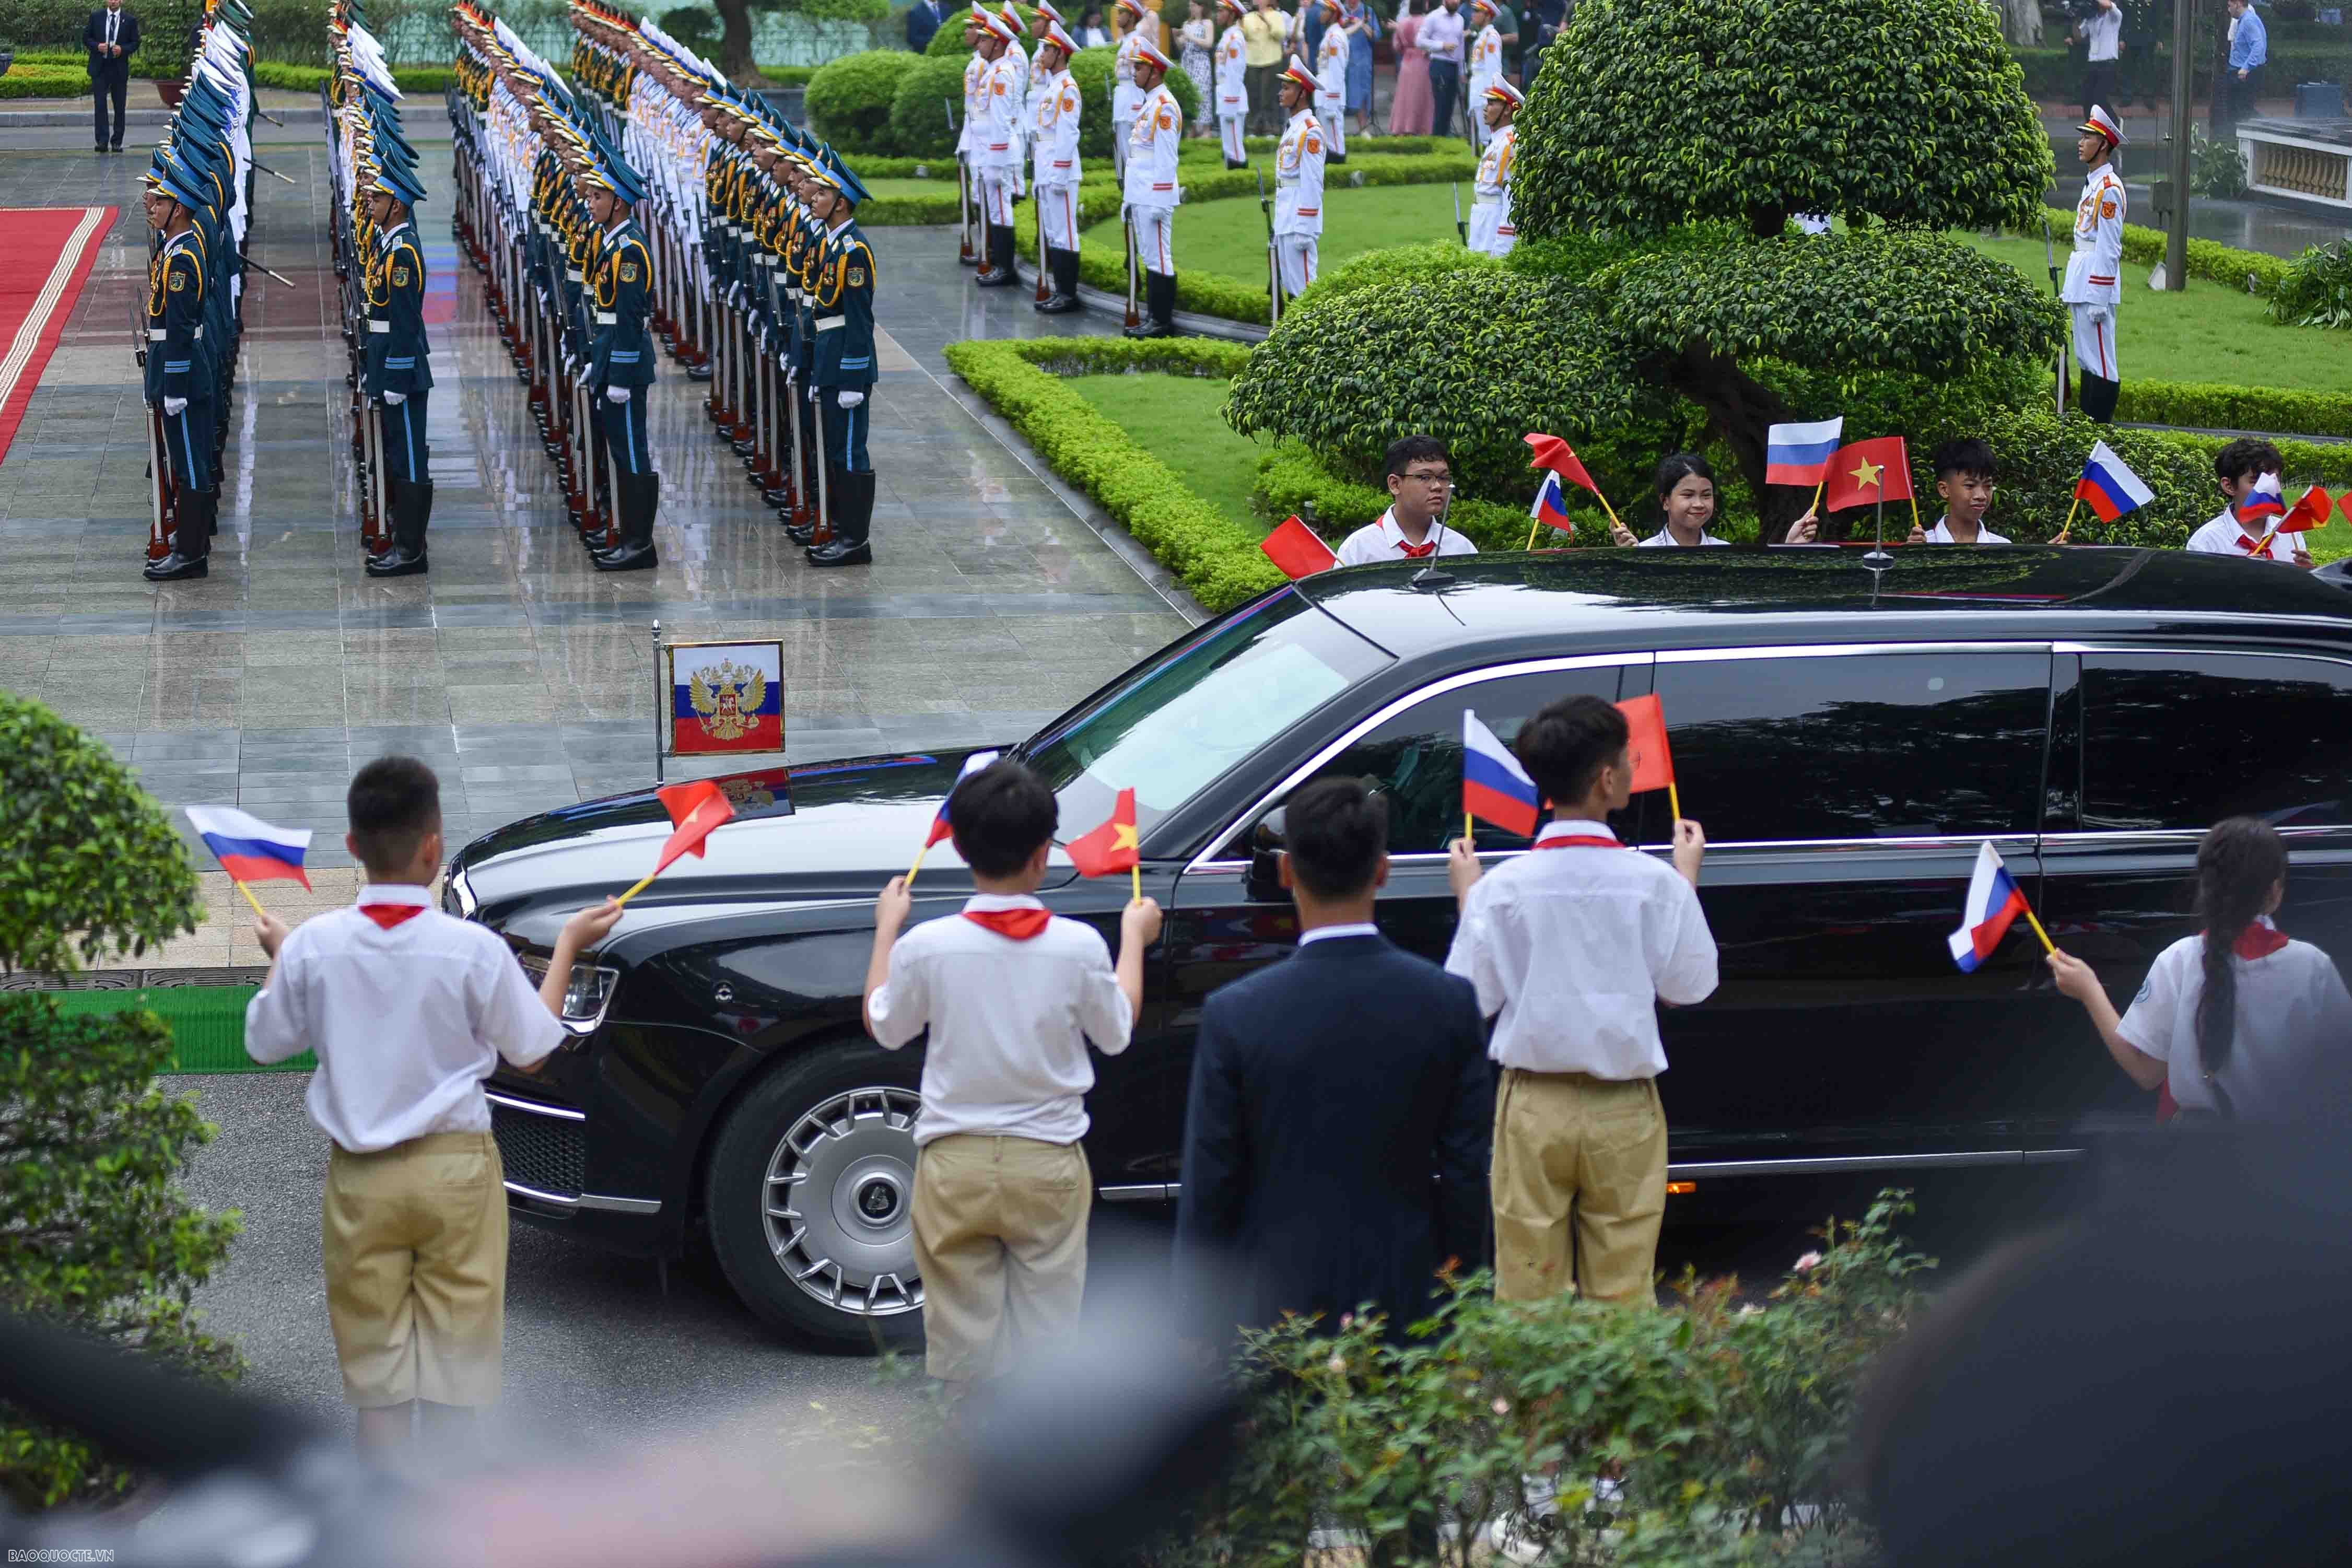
110 142 122 152
592 540 657 571
784 521 817 545
97 143 109 153
364 546 428 578
806 537 872 567
143 552 207 581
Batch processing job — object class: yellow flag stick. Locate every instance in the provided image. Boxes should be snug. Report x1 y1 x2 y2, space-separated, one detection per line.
235 880 268 920
1131 863 1142 904
907 840 932 886
1809 477 1826 519
1526 515 1543 551
2051 494 2082 546
2020 903 2056 955
1667 782 1682 825
1465 808 1475 847
1593 488 1627 540
612 868 662 907
1908 493 1921 540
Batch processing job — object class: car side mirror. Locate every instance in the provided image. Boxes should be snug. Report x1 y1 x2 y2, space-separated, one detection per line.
1245 805 1285 904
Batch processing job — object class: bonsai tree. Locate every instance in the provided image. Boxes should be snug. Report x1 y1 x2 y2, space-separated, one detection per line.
1507 0 2062 537
0 692 238 1511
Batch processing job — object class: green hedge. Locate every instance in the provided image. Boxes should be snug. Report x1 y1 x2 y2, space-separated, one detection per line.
757 64 817 85
2043 209 2292 297
886 51 967 159
805 48 920 151
943 336 1290 611
0 61 87 96
2110 377 2352 439
245 59 451 92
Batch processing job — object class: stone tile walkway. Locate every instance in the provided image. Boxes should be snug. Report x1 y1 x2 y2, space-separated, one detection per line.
0 133 1195 957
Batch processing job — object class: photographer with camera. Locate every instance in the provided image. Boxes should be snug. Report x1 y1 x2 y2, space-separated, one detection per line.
2068 0 2124 125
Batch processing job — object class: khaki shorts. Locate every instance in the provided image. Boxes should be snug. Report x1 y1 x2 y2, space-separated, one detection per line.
322 1130 508 1409
911 1133 1090 1383
1490 1070 1666 1307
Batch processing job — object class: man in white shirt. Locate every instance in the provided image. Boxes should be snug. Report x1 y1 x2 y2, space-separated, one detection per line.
1418 0 1467 143
1335 434 1480 566
864 760 1162 1383
1907 438 2012 545
2070 0 2122 129
1444 696 1716 1305
2185 438 2310 565
245 757 621 1453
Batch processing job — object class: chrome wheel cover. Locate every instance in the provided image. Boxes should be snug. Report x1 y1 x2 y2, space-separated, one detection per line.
762 1086 925 1317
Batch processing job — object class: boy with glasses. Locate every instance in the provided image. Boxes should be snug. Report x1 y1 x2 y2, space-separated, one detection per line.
1335 434 1480 565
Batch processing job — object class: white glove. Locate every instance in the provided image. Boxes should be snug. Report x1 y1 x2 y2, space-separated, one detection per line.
383 389 406 405
2087 304 2114 325
162 396 187 415
606 386 631 404
838 390 864 408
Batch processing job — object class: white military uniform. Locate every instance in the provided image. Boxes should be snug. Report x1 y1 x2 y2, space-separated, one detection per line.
959 49 985 160
1313 24 1349 160
2062 158 2126 383
1336 508 1480 565
1111 14 1158 174
1467 17 1504 148
1033 61 1083 251
1469 119 1516 256
1214 18 1248 163
1125 78 1183 275
1273 102 1326 299
976 47 1025 225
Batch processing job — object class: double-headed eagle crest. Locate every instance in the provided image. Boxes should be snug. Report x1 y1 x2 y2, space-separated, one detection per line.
687 659 768 742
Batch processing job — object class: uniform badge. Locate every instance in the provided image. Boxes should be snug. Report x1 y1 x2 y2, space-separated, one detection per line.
392 266 411 286
2099 195 2118 219
168 271 186 292
849 266 867 287
1305 135 1320 154
621 262 639 282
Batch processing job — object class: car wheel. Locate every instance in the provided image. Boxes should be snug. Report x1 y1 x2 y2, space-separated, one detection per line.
705 1042 927 1350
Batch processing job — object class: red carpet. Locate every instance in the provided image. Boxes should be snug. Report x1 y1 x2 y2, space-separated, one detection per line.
0 206 115 469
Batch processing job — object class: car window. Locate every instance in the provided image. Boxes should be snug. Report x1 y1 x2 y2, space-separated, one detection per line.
2084 652 2352 830
1022 589 1394 840
1649 652 2051 844
1262 664 1630 856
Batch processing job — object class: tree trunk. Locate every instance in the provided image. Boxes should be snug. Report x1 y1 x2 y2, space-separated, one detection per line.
713 0 760 85
1642 342 1832 543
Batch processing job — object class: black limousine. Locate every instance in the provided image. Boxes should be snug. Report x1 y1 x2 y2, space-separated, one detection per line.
448 547 2352 1345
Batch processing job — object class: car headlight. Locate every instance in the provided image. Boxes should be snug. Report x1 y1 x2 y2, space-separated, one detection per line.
518 953 621 1038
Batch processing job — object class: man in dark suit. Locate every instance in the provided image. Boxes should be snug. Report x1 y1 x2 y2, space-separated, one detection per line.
83 0 139 153
906 0 945 53
1177 777 1492 1343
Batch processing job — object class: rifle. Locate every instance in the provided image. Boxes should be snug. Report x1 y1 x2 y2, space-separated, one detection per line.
250 160 299 186
1035 163 1052 305
238 252 296 288
950 97 975 266
1256 166 1281 326
2043 213 2068 417
1124 205 1141 330
132 290 174 563
1453 181 1466 244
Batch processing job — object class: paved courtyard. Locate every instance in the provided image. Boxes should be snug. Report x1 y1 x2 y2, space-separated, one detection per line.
0 122 1190 968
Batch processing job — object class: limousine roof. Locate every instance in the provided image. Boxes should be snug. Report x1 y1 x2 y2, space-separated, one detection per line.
1301 546 2352 661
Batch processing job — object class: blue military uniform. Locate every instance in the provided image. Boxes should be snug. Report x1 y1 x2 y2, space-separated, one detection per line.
803 150 877 568
143 156 217 581
584 156 661 574
360 157 436 579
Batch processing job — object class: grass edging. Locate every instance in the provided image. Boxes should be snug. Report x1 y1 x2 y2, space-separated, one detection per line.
943 336 1284 612
2112 377 2352 442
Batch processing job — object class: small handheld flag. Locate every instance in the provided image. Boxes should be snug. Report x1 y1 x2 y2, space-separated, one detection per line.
186 805 312 919
1524 431 1627 544
2237 471 2287 526
2338 490 2352 530
2056 439 2156 542
1462 709 1541 840
615 780 738 906
1066 787 1143 900
1260 514 1339 579
1614 695 1678 823
911 748 1002 883
1823 436 1914 514
1947 841 2053 971
1764 417 1845 488
2279 483 2333 535
1526 471 1574 549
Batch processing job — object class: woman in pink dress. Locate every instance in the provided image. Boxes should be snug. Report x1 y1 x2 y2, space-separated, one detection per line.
1387 0 1434 135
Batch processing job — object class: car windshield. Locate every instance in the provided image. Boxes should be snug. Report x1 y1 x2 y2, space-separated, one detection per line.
1021 589 1393 842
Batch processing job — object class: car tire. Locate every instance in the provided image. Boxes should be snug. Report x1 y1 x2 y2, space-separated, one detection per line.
705 1041 929 1351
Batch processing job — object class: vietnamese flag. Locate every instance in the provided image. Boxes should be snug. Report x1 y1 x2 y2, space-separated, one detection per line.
1524 432 1600 496
2279 483 2333 534
1261 514 1339 579
1615 695 1675 795
1823 437 1913 513
1066 787 1140 877
652 779 738 876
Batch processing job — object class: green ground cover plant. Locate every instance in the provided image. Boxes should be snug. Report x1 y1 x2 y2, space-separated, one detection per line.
1063 373 1269 532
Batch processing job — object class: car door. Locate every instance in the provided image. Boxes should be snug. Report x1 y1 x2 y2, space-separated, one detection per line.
2037 645 2352 1137
1626 642 2066 1166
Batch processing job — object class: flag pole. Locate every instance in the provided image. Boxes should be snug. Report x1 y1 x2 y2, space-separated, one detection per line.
235 880 268 920
907 841 931 886
1130 864 1142 904
2021 904 2056 954
1525 514 1542 551
1667 782 1681 824
1465 808 1474 846
2052 495 2082 546
612 868 662 907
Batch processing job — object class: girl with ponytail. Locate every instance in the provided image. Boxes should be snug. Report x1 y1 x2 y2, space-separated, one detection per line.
2048 817 2352 1122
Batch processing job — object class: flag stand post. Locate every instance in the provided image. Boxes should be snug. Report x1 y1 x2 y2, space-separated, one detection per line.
651 618 665 783
1863 494 1894 568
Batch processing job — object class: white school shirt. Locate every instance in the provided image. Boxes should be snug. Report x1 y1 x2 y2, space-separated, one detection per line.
1444 820 1718 1078
244 885 565 1153
1923 515 2011 544
868 893 1134 1145
2186 507 2299 561
1334 507 1481 566
2116 918 2352 1121
1639 525 1728 547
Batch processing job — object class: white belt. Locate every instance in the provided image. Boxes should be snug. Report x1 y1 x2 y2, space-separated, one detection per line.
816 314 845 331
566 268 583 281
368 320 390 332
148 328 167 341
787 288 803 301
193 325 202 338
1472 197 1500 207
595 310 618 324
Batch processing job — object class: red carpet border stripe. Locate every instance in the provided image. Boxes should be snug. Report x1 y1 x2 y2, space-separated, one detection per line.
0 205 115 469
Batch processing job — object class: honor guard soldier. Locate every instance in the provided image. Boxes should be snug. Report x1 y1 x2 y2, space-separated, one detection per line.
2065 104 2126 425
804 151 879 569
972 7 1024 287
143 154 218 581
1312 0 1349 163
1272 56 1325 306
1121 36 1184 338
1032 19 1085 313
999 2 1032 118
1110 0 1155 176
1213 0 1247 169
361 159 435 578
959 7 985 264
1468 77 1519 258
1466 0 1503 149
581 156 661 572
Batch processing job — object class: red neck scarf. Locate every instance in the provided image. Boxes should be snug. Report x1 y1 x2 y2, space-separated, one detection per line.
2235 533 2272 556
2228 922 2290 961
1532 835 1624 851
358 904 425 931
964 907 1051 941
1395 538 1437 558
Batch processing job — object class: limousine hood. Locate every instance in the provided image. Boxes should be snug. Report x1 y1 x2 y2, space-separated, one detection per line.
449 747 1067 942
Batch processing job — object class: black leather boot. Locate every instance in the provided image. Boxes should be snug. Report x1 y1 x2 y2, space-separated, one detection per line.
1037 248 1081 313
975 225 1017 287
807 468 874 567
145 489 212 580
593 471 660 571
2079 371 2120 424
366 478 432 577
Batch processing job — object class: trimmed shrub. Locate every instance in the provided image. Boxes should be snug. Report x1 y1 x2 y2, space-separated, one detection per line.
247 59 450 92
2050 209 2291 298
925 3 1044 52
1252 446 1564 551
1972 405 2209 547
757 64 818 85
0 62 87 96
886 51 969 159
805 48 920 153
2109 378 2352 440
1285 239 1497 320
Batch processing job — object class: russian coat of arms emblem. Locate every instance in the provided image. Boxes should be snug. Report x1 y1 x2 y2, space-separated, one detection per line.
687 659 767 743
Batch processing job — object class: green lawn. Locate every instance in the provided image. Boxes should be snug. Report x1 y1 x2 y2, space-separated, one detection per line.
1080 182 1462 290
864 177 965 200
1063 373 1271 535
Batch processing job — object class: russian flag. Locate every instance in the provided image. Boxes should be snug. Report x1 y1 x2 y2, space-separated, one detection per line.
184 805 313 888
1764 418 1844 487
1463 709 1541 838
672 645 784 755
924 749 1003 849
2073 440 2156 523
2238 471 2287 525
1947 841 2030 973
1529 471 1573 536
